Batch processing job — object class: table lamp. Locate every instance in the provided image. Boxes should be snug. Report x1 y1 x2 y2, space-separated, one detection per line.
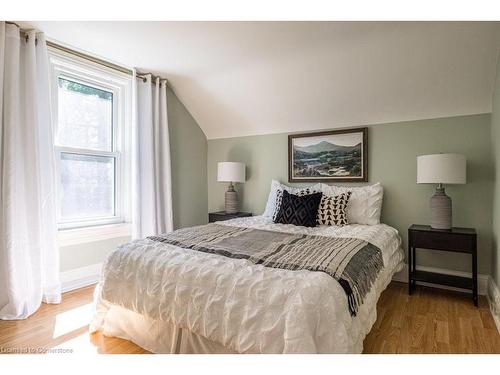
217 162 246 214
417 153 466 230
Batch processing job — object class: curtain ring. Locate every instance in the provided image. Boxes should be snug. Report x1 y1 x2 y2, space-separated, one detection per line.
24 34 38 45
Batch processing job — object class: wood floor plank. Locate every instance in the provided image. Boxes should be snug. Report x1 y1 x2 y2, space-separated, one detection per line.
0 282 498 354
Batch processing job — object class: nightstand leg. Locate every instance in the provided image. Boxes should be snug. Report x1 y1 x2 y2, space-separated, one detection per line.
412 246 416 275
472 251 478 307
408 245 412 295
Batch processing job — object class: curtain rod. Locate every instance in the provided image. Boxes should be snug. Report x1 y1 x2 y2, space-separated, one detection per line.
46 40 134 76
5 21 166 84
47 40 166 84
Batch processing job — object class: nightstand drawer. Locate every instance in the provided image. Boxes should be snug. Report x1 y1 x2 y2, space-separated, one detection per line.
411 230 474 253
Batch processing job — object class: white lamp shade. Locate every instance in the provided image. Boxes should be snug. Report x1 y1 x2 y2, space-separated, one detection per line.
417 153 466 184
217 162 246 183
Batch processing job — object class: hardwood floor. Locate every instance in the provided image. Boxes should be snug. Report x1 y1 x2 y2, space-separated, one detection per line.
0 286 148 354
0 282 498 354
363 282 500 353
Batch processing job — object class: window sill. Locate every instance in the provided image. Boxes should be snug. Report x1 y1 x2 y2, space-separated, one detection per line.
58 223 132 247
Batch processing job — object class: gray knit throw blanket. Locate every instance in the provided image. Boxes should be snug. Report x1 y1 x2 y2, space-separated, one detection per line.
149 223 384 316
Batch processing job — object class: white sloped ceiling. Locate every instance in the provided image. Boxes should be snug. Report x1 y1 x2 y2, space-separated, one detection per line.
23 21 500 139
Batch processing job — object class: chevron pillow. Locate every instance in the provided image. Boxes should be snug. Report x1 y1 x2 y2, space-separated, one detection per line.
274 190 323 227
317 191 352 226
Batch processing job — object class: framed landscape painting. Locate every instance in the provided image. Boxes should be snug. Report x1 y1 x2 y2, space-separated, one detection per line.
288 127 368 182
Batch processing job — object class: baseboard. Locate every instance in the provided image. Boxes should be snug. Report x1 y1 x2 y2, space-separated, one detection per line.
60 263 102 293
487 278 500 335
392 263 488 296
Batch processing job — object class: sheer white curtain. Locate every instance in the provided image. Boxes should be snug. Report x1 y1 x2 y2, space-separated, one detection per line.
132 71 173 239
0 22 61 319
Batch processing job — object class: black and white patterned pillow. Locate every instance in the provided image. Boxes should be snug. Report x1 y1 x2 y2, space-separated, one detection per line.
274 190 323 227
272 187 320 221
317 191 352 226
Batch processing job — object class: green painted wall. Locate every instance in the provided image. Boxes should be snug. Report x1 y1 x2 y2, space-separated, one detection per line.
492 57 500 288
208 114 493 275
167 87 208 229
59 87 208 272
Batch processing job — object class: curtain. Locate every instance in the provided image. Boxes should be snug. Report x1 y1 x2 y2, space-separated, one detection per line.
132 71 173 239
0 22 61 319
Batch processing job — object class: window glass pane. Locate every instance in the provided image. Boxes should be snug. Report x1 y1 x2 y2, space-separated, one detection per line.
60 153 115 221
57 78 113 151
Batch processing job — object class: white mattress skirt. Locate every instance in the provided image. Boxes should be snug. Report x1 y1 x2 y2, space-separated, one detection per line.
91 294 235 354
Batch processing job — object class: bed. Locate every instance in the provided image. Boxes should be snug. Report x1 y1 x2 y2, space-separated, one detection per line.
90 215 404 353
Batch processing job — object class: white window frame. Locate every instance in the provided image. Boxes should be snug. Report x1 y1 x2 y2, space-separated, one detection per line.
48 48 132 231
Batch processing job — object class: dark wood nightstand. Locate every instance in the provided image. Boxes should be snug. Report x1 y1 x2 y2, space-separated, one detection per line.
408 224 478 306
209 211 252 223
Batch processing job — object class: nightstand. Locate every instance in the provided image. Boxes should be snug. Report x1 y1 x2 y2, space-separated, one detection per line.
408 224 477 306
209 211 252 223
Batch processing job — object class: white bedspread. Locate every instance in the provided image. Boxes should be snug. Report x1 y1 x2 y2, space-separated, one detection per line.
91 216 404 353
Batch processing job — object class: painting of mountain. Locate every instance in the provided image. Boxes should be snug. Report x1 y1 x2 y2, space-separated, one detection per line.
288 128 367 182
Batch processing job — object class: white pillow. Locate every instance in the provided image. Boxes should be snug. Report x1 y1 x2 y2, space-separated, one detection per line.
262 180 322 218
321 182 383 225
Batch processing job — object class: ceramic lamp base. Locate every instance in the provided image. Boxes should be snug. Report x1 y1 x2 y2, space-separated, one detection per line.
225 182 238 214
430 185 452 230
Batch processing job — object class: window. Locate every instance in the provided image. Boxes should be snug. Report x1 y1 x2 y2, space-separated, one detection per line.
49 49 132 230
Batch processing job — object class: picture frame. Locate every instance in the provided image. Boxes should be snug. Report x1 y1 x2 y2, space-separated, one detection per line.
288 127 368 182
